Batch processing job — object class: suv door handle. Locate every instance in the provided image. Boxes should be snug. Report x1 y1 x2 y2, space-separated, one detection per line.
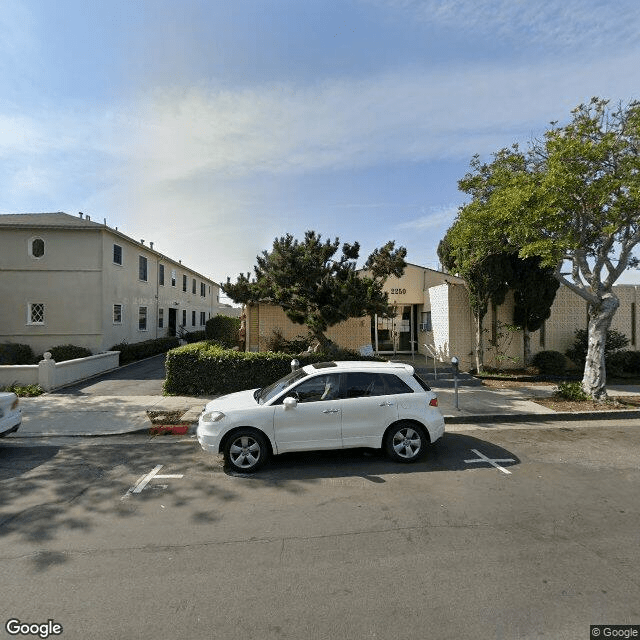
379 401 394 407
322 408 339 414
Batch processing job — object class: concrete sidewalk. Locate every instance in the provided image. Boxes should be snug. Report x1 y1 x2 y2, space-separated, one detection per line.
7 380 640 438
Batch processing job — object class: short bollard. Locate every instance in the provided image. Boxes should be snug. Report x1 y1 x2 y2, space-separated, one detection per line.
451 356 460 410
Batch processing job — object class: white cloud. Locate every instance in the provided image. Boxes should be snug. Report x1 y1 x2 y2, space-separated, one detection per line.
363 0 640 51
396 205 459 231
122 51 640 189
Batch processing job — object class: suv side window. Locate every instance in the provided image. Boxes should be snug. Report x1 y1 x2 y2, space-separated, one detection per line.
287 374 340 403
382 373 414 395
342 372 387 399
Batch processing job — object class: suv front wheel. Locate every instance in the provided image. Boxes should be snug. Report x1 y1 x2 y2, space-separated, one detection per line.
384 422 427 463
223 428 269 473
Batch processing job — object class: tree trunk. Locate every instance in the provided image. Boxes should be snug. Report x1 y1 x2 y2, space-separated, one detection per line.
523 326 531 367
582 294 619 400
313 331 339 354
474 314 484 373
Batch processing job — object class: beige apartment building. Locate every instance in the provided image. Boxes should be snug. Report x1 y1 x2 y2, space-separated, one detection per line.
245 262 639 369
0 212 221 354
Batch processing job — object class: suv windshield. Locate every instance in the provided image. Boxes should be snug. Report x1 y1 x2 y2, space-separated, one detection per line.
257 369 309 404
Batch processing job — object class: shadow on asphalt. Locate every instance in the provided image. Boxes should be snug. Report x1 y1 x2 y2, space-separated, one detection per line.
223 432 520 482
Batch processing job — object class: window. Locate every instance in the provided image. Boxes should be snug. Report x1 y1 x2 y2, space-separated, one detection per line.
139 306 148 331
182 274 187 292
200 282 206 297
191 310 196 326
343 372 387 398
289 374 340 403
28 303 45 325
139 256 148 281
158 308 164 328
382 374 414 395
420 311 432 332
159 264 165 286
113 304 122 324
200 311 206 326
28 237 45 259
182 309 187 326
171 269 176 287
192 278 196 294
113 244 122 265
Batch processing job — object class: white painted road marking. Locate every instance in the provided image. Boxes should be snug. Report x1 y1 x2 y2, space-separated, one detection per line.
122 465 185 499
464 449 515 475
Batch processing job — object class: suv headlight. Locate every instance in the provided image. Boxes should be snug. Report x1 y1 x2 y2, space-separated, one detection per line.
201 410 225 423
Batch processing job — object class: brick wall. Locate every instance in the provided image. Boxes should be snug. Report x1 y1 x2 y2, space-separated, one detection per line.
254 304 371 352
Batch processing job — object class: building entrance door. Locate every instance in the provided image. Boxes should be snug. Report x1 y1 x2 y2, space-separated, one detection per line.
373 305 416 355
168 308 177 336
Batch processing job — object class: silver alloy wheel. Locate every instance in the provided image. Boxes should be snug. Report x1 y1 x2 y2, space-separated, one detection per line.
229 435 262 469
392 426 422 459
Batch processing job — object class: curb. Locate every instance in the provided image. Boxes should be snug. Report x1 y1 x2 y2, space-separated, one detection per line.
444 409 640 424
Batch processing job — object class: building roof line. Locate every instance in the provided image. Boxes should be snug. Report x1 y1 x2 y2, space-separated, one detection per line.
0 211 220 287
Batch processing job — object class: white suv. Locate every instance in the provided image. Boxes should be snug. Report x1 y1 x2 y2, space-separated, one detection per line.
197 361 444 473
0 392 21 437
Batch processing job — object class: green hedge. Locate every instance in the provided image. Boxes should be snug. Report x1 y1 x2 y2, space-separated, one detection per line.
183 330 207 344
164 342 383 396
205 315 241 348
0 343 35 365
110 336 180 365
47 344 92 362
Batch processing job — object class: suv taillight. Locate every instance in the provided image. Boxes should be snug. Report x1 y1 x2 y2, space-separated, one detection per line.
429 398 438 407
11 397 19 410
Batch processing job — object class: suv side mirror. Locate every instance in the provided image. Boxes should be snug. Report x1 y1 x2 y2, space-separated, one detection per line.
283 396 298 409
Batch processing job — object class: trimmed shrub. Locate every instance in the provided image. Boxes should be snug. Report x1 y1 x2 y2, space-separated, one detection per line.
0 343 35 365
47 344 92 362
183 330 207 344
164 342 384 396
0 382 43 397
265 329 311 353
205 315 241 348
110 336 180 365
531 350 568 376
565 329 629 368
607 350 640 377
554 381 588 401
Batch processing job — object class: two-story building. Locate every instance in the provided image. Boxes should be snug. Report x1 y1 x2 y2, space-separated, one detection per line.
0 212 222 354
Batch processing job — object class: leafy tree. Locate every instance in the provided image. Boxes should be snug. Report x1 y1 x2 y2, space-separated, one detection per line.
438 227 513 372
456 98 640 399
223 231 406 351
509 255 560 365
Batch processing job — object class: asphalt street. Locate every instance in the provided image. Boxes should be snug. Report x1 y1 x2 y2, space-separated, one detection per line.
1 419 639 640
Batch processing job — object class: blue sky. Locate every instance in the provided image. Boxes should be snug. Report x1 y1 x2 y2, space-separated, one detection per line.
2 0 640 295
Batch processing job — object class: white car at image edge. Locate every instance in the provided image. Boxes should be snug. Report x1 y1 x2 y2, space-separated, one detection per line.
0 392 21 437
197 360 444 473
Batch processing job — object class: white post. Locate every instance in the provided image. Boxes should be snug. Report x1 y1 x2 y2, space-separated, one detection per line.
38 352 56 391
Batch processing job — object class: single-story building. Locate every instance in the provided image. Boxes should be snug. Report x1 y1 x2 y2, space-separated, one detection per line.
244 262 639 370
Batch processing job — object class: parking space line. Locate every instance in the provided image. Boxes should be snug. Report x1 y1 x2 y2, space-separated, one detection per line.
121 464 184 499
464 448 515 475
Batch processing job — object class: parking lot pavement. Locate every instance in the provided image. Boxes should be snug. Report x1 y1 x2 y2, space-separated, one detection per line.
2 420 639 640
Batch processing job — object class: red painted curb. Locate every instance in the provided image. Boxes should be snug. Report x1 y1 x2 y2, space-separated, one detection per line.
149 424 190 435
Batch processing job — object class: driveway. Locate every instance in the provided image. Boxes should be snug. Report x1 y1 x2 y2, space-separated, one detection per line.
50 354 167 396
